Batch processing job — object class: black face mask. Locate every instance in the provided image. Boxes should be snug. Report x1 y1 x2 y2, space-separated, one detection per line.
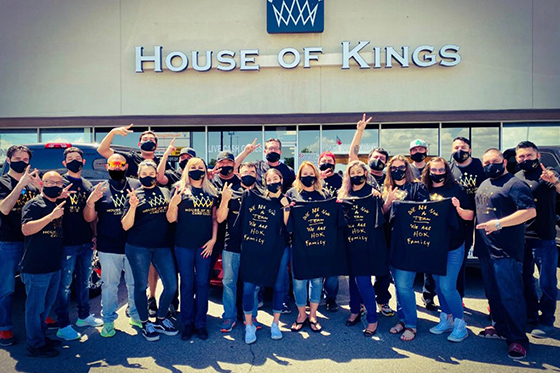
319 163 335 172
66 160 83 173
179 159 188 170
410 152 427 163
140 140 157 152
43 186 62 199
188 170 205 181
300 176 317 187
9 160 28 174
266 152 281 163
368 159 385 171
452 150 470 163
484 162 505 179
429 173 446 184
241 175 256 187
139 176 156 187
391 169 406 181
350 175 366 185
266 182 281 194
518 159 540 172
108 169 126 181
220 166 234 176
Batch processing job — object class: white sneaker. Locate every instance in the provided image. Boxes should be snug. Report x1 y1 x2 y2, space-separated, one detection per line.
429 312 454 335
76 314 103 327
448 318 469 342
56 325 82 341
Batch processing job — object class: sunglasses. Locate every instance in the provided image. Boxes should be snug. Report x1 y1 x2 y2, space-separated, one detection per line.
429 168 446 173
389 165 407 172
108 160 127 168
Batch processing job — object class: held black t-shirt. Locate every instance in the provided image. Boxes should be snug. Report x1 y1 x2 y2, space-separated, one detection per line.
95 178 141 254
450 157 487 206
515 169 558 240
286 187 329 202
474 173 535 261
0 175 39 242
255 160 295 193
175 187 217 249
62 174 93 246
323 174 342 197
350 183 374 198
123 186 172 248
116 151 172 179
396 181 430 202
20 195 64 274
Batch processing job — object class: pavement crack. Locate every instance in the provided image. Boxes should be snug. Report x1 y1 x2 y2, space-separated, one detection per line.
248 345 256 373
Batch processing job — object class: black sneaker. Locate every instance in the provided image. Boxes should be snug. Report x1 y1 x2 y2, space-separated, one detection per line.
154 318 178 336
44 337 62 348
148 297 158 318
281 303 292 314
181 323 194 341
195 327 209 341
422 297 438 312
125 305 131 318
326 299 339 312
27 344 59 358
142 322 160 342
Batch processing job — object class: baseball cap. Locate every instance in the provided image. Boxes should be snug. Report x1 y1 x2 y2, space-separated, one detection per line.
409 139 428 150
216 150 235 162
180 147 196 157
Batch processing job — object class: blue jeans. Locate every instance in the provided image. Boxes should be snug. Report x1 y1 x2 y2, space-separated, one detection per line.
393 268 418 329
480 256 528 347
323 276 339 301
433 245 465 320
222 250 257 320
349 276 378 324
98 252 138 323
125 244 177 322
21 271 60 348
243 247 289 314
54 243 94 328
293 277 323 307
524 239 558 326
0 241 24 331
175 246 211 328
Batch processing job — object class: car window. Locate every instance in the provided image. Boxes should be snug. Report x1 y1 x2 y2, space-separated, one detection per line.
540 151 560 172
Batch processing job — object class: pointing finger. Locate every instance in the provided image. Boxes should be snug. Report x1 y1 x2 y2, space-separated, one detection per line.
58 200 67 208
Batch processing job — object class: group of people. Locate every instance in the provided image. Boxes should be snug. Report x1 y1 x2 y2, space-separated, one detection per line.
0 116 557 362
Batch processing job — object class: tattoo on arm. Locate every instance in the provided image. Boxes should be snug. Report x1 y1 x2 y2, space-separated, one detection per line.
353 145 360 156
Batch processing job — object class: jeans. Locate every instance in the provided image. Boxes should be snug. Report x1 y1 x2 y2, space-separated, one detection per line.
433 245 465 320
457 220 474 298
222 250 257 320
21 271 60 348
480 256 528 347
125 244 177 322
524 239 558 326
54 243 93 328
293 277 323 307
0 241 24 331
393 268 418 329
243 247 289 314
175 246 211 328
374 273 392 305
98 252 138 323
323 276 339 301
349 276 378 324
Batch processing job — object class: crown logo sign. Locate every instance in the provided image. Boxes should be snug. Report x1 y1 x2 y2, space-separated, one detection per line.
147 194 168 208
111 192 128 209
267 0 324 34
192 195 214 209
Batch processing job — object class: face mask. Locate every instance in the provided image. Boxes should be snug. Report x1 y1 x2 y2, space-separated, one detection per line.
452 150 470 163
429 173 446 184
319 163 335 172
241 175 256 187
350 175 366 185
43 186 62 199
140 140 157 152
410 152 427 163
391 169 406 181
139 176 156 187
179 159 188 170
108 169 126 181
484 162 505 179
518 159 540 172
300 176 317 187
66 160 83 173
9 160 28 174
220 166 234 176
266 182 281 194
188 170 205 181
368 159 385 171
266 152 280 163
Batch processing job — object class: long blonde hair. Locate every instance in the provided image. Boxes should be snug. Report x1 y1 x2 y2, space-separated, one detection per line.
177 157 217 197
338 160 368 200
293 161 325 196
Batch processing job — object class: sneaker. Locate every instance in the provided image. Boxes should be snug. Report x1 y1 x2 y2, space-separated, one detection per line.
281 303 292 314
181 323 194 341
0 330 16 346
379 304 395 317
429 313 454 335
45 317 59 329
245 324 257 344
76 314 103 327
531 325 554 339
100 322 116 338
148 297 158 318
142 322 160 342
153 318 178 336
326 299 339 312
125 306 130 318
44 337 62 348
56 325 81 341
195 327 209 340
220 319 237 333
508 343 527 360
422 297 438 312
477 326 506 340
271 322 282 340
448 318 469 342
129 318 142 328
27 344 59 358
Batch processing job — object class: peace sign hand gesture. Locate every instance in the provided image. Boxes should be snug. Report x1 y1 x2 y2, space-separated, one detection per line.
87 183 107 205
127 188 139 208
221 182 233 202
357 113 372 131
59 184 76 199
170 186 184 207
244 138 261 155
112 124 134 137
18 165 39 188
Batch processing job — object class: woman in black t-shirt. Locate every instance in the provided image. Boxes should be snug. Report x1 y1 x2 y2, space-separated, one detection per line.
421 157 474 343
166 157 218 342
122 161 178 342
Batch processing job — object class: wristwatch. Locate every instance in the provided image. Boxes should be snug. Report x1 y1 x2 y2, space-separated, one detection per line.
282 205 290 211
495 220 503 230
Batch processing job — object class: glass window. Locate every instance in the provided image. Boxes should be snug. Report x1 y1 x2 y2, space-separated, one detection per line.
440 127 469 158
471 127 499 158
380 125 438 157
540 151 560 172
208 126 263 167
41 128 92 144
298 125 320 170
190 129 206 161
94 126 150 149
265 126 297 169
321 124 378 169
0 129 38 158
151 126 206 164
502 122 560 151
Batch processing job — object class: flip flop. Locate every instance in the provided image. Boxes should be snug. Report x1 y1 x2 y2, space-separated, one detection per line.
290 317 308 332
309 320 322 333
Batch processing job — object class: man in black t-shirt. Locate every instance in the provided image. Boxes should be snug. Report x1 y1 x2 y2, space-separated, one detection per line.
21 171 67 358
475 148 536 360
514 141 560 339
0 145 40 347
409 139 428 180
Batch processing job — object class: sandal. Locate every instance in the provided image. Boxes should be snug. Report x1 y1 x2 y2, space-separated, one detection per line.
400 327 416 341
309 320 322 333
363 322 378 337
390 321 405 334
290 317 308 332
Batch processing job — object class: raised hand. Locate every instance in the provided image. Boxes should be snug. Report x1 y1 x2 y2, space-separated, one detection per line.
112 123 134 137
51 200 66 220
357 113 372 131
87 183 106 205
207 166 220 180
170 186 184 206
164 138 176 156
244 138 261 155
59 184 76 199
540 163 558 184
371 188 382 198
221 182 233 201
127 188 139 208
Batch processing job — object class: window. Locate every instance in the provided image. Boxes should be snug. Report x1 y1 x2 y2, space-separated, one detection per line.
502 122 560 150
471 126 499 158
208 127 263 167
265 126 296 169
440 127 469 158
298 125 320 170
94 126 150 149
41 128 92 143
321 124 378 167
380 124 438 157
0 129 38 158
